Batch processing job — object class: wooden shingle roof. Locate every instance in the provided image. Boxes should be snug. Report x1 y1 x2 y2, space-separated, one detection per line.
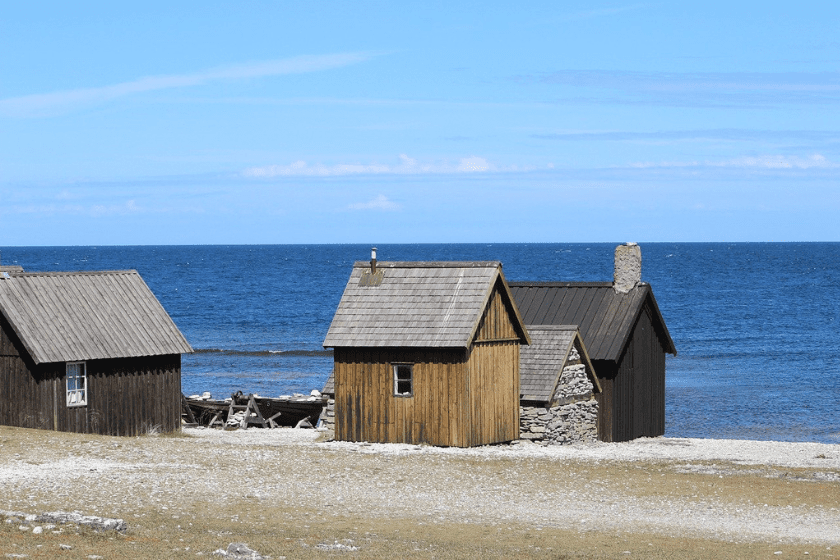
0 270 193 364
509 282 676 361
323 261 528 348
520 325 600 402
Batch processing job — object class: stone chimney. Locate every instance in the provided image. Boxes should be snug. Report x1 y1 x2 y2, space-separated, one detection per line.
613 242 641 293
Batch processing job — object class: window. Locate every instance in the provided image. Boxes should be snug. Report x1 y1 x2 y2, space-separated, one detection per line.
66 362 87 407
393 363 413 397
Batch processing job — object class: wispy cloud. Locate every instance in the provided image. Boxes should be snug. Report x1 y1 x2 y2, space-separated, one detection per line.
525 70 840 107
9 199 145 216
0 52 376 118
629 153 837 170
558 4 649 21
242 154 506 178
348 195 402 211
533 129 840 143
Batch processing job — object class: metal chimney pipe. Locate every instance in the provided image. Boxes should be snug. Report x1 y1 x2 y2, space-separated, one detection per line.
371 247 377 274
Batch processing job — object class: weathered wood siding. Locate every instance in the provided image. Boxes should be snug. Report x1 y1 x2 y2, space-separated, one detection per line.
594 303 665 442
1 315 182 436
334 347 468 446
334 282 522 447
475 286 519 342
466 340 519 445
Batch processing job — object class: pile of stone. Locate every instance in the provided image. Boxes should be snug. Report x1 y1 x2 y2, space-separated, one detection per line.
1 509 126 533
318 398 336 433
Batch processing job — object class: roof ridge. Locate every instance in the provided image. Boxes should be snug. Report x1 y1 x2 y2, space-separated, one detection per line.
508 281 614 287
352 261 501 268
6 270 138 277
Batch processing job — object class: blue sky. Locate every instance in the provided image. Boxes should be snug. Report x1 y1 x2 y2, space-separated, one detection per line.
2 2 839 244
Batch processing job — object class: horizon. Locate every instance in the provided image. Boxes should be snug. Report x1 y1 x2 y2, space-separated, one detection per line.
3 3 839 245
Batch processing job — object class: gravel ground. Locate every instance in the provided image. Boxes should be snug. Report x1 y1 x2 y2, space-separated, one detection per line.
1 426 839 550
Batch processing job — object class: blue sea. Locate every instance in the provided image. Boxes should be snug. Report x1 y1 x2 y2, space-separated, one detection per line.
1 243 838 444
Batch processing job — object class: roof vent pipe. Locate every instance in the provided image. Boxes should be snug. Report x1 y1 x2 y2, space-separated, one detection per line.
371 247 377 274
613 242 641 294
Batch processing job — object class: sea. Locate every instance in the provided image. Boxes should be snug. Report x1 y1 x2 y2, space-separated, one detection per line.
1 243 838 444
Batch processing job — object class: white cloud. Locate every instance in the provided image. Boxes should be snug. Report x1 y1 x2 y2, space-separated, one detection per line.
456 156 491 172
243 154 501 178
721 154 834 169
627 153 836 171
348 195 401 211
0 52 375 118
10 199 145 217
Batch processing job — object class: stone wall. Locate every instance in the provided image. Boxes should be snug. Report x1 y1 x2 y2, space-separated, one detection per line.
318 398 336 433
519 342 599 445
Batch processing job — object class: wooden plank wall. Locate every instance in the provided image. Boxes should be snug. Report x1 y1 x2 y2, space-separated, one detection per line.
1 318 182 435
466 340 519 446
475 287 518 342
597 303 666 442
333 283 523 447
334 348 468 446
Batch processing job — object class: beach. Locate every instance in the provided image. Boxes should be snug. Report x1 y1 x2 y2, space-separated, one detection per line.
0 425 838 558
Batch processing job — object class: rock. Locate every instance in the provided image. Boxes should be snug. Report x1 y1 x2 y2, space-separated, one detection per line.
37 512 127 533
213 542 266 559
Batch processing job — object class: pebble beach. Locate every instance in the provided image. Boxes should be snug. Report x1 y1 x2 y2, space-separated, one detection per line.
1 425 839 558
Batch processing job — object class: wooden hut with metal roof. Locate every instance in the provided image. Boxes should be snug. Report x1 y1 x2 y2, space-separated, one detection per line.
322 255 530 447
509 244 677 442
0 269 193 436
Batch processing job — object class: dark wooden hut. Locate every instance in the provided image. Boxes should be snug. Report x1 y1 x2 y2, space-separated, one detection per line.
509 244 677 442
323 259 530 447
0 269 193 436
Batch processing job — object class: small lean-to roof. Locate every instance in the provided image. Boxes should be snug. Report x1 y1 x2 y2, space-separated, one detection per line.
509 282 676 361
520 325 600 402
323 261 529 349
0 270 193 364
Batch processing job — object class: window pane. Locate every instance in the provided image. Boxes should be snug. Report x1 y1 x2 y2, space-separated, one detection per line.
393 364 413 396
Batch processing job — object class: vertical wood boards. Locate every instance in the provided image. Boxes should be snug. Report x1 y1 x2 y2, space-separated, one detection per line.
0 318 182 436
333 279 523 447
595 301 666 442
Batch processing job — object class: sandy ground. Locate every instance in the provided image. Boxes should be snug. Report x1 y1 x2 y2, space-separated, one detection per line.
0 426 839 558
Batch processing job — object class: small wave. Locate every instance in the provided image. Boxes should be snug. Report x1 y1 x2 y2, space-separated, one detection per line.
193 348 333 358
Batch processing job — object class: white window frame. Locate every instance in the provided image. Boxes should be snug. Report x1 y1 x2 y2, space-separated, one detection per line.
392 363 414 397
66 362 87 407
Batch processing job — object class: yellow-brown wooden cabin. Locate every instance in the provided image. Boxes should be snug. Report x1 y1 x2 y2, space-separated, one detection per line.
322 258 530 447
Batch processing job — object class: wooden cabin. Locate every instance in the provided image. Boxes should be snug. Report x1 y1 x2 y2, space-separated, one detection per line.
0 269 193 436
322 259 530 447
509 244 677 442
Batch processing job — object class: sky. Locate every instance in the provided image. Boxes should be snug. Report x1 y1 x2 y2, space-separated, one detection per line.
2 1 839 245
